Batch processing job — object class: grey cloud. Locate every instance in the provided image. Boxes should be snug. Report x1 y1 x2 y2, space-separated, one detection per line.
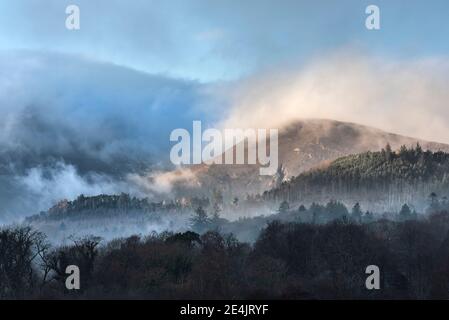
0 50 220 220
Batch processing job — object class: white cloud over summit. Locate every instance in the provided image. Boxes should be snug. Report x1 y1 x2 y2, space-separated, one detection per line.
222 52 449 144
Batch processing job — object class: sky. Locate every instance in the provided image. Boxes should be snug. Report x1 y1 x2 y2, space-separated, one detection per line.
1 0 449 81
1 0 449 220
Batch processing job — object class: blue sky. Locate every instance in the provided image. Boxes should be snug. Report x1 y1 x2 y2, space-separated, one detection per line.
0 0 448 81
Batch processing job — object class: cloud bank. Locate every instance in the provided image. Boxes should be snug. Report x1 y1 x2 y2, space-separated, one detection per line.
16 162 137 213
0 51 221 221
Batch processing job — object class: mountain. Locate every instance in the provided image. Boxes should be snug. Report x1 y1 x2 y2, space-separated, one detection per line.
179 119 449 197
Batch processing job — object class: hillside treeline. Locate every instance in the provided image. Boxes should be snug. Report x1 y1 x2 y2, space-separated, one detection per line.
26 193 211 222
263 145 449 211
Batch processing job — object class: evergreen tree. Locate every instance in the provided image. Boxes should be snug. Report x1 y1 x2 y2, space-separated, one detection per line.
351 203 363 224
273 165 286 188
399 203 412 221
295 205 307 223
385 143 392 161
428 192 440 213
190 206 210 230
399 145 408 157
429 192 438 204
212 203 222 220
416 142 423 154
363 211 374 223
325 200 349 220
310 203 324 224
278 201 290 214
212 189 223 206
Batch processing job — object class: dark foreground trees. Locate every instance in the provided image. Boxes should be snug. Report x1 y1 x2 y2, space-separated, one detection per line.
3 212 449 299
0 227 48 299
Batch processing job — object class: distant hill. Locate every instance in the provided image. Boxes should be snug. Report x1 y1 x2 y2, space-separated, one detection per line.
25 193 209 222
263 145 449 212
